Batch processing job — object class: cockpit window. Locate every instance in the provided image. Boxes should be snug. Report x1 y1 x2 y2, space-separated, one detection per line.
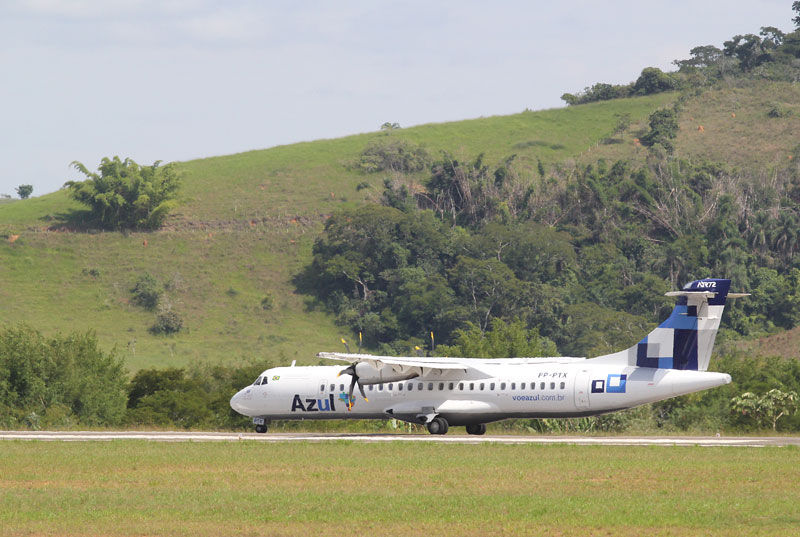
253 376 263 386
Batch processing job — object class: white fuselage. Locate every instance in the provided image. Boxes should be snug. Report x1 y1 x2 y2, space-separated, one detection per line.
230 360 731 426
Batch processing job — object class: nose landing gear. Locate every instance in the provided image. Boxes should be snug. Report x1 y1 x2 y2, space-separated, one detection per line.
254 424 268 434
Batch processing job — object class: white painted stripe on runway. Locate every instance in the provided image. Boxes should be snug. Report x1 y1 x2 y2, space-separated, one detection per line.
1 431 798 447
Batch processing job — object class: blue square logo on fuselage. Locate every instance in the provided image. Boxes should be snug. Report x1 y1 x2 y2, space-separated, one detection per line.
606 374 627 393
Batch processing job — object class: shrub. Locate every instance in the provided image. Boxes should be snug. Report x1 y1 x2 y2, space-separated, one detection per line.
65 156 180 230
357 138 430 174
767 102 792 118
131 273 161 310
260 294 275 311
0 325 127 427
151 309 183 334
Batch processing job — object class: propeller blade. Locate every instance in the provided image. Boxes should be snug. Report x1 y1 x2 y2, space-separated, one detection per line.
357 380 368 402
341 338 350 353
347 375 358 411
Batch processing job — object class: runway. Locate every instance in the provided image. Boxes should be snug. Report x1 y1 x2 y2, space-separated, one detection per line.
1 430 798 447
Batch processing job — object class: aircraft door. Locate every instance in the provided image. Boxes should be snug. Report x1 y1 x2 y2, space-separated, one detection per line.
575 369 590 410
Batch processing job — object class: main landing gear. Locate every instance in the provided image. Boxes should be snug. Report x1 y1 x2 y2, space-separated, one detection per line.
426 417 449 435
465 423 487 435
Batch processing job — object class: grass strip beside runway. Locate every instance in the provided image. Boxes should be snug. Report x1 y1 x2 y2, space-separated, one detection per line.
1 441 798 536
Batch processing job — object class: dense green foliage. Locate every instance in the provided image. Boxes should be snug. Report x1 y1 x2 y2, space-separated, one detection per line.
356 136 430 174
65 156 179 230
301 134 800 355
15 184 33 199
130 272 161 310
125 364 264 429
0 325 127 428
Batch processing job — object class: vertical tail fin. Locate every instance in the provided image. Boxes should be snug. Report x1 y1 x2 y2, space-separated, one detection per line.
591 278 744 371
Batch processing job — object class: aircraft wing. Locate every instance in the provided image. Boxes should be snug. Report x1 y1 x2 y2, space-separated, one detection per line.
317 352 472 376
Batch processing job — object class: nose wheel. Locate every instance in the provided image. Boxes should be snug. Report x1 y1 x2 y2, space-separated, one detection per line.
426 417 449 435
254 424 268 434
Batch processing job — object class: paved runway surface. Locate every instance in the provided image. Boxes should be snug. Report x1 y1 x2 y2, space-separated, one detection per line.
2 431 798 447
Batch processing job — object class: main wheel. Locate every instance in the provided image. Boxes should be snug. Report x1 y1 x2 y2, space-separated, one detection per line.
427 417 449 435
254 424 268 434
426 418 441 435
466 423 486 435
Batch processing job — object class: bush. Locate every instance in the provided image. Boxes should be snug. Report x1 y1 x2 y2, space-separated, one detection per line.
0 325 127 427
357 138 430 174
260 294 275 311
65 156 180 230
125 363 267 429
131 273 161 310
151 309 183 334
633 67 678 95
767 102 792 118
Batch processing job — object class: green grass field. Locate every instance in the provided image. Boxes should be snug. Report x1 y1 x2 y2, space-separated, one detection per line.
1 441 798 536
2 82 798 370
0 94 676 371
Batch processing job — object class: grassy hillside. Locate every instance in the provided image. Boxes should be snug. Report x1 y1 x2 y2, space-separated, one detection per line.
0 94 674 371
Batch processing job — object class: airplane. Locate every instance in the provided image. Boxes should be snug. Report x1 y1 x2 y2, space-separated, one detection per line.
230 278 747 435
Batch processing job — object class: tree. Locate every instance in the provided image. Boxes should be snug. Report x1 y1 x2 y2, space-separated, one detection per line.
436 318 557 358
15 184 33 199
640 108 679 153
731 389 799 430
793 1 800 28
65 156 179 230
723 34 770 71
673 45 723 70
633 67 677 95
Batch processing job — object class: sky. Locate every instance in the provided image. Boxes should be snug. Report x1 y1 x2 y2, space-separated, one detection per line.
0 0 795 196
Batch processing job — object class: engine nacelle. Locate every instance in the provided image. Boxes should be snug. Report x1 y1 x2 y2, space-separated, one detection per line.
353 361 418 385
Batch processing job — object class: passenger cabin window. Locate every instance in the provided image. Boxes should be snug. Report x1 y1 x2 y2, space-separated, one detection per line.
378 384 383 391
398 383 403 391
408 383 413 391
500 382 506 390
480 383 485 391
469 383 474 391
369 385 374 391
539 382 544 390
388 383 393 390
339 384 345 392
438 383 444 391
521 382 526 390
418 383 423 390
458 383 464 391
490 383 495 390
550 382 555 389
320 384 325 392
560 382 565 389
448 382 454 390
330 384 335 392
428 382 434 391
511 383 516 390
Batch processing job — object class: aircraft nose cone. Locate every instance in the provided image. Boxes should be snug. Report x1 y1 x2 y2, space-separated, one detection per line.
230 389 249 415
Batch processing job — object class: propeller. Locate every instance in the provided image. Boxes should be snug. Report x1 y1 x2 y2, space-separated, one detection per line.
341 337 350 353
337 363 368 411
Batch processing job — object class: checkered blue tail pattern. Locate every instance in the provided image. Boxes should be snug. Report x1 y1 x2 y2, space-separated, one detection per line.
633 278 730 371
